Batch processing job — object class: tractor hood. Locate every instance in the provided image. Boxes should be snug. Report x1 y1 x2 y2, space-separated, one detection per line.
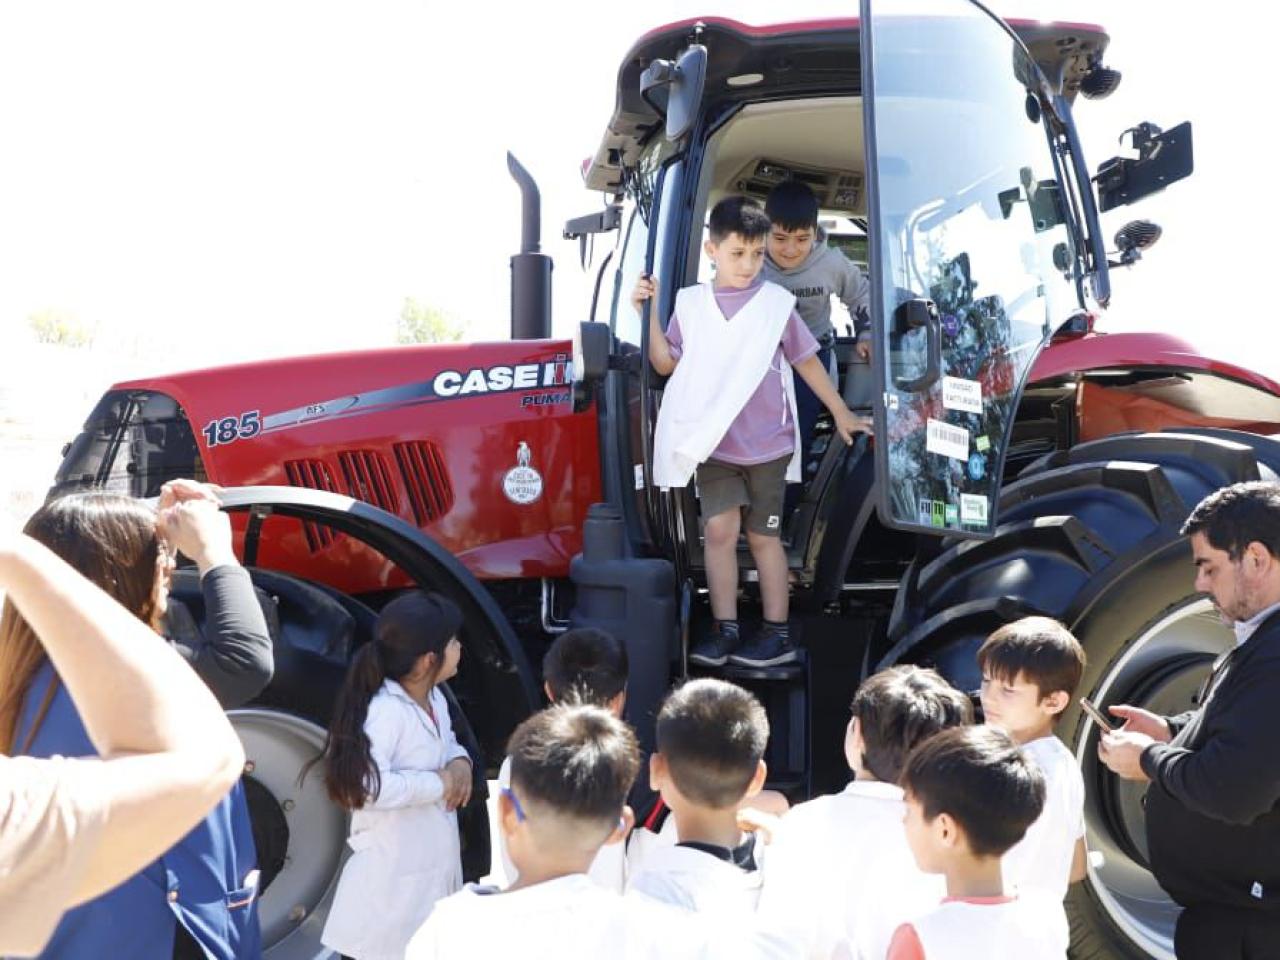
585 15 1109 193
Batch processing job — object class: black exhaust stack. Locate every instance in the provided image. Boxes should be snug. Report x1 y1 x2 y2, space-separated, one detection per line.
507 152 553 340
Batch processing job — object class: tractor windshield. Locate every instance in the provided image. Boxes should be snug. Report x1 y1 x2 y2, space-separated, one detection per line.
864 0 1081 537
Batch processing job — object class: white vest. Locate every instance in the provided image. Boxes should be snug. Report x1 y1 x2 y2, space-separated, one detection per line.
652 281 801 490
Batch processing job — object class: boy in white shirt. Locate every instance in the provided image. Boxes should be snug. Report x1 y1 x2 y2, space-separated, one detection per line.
889 726 1065 960
408 704 796 960
632 196 869 669
627 678 769 914
495 628 629 891
977 617 1087 907
756 666 972 959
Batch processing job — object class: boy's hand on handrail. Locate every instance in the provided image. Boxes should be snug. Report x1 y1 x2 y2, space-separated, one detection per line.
630 274 659 313
833 407 874 446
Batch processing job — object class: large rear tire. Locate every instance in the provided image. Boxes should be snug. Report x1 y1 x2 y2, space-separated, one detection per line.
883 429 1279 959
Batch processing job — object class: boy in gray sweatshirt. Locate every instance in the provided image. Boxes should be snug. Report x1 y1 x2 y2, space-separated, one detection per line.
764 180 871 458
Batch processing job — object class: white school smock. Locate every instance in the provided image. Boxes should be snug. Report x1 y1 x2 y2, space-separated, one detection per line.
756 779 945 960
890 894 1067 960
1002 735 1085 902
626 833 765 915
406 873 802 960
652 281 800 490
321 680 470 960
494 754 626 891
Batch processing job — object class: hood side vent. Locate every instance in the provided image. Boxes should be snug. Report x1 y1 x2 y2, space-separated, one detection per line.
393 441 454 526
283 459 341 552
337 450 398 515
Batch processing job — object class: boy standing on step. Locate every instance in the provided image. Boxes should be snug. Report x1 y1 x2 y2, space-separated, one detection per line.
631 195 870 668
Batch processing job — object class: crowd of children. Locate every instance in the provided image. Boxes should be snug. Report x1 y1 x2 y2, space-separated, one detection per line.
320 605 1090 960
316 182 1092 959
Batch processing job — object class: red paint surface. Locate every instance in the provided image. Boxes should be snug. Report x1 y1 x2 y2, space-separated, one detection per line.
115 340 602 592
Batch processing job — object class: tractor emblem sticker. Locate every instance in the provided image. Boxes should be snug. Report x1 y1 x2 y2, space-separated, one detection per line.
503 441 543 505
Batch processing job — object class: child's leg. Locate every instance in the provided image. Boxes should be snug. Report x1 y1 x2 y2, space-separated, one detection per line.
747 530 789 623
704 507 742 621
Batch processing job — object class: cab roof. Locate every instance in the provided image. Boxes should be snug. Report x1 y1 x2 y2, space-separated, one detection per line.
584 15 1109 193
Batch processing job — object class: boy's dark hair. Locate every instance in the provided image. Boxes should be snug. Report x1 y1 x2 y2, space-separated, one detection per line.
1181 480 1280 561
765 179 821 232
655 678 768 809
508 704 640 826
542 628 628 706
851 665 972 783
977 616 1085 705
901 726 1045 858
708 195 772 244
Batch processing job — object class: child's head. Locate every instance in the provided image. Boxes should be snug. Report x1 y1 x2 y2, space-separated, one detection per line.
977 617 1085 741
651 678 769 812
541 628 628 716
502 704 641 869
765 180 820 270
845 665 973 783
900 726 1045 875
322 591 463 810
705 196 772 290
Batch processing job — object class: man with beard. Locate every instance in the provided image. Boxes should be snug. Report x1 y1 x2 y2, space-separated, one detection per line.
1099 480 1280 959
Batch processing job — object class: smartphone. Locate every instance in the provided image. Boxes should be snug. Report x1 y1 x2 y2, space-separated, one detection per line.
1079 697 1115 733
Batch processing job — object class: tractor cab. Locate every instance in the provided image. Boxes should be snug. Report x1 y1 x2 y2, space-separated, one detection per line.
571 3 1190 607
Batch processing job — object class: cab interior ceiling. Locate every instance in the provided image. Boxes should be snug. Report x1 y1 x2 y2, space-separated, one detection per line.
585 19 1106 194
706 97 865 217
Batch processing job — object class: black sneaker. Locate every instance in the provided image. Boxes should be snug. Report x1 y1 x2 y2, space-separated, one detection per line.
689 621 740 667
729 623 802 667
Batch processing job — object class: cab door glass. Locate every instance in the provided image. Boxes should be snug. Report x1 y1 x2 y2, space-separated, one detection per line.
862 0 1080 537
612 205 650 346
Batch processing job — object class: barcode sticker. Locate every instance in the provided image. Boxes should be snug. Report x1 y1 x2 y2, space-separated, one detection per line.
942 376 984 414
960 494 989 525
926 418 970 461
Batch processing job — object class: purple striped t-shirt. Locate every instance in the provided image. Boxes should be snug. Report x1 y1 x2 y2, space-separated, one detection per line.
665 279 819 466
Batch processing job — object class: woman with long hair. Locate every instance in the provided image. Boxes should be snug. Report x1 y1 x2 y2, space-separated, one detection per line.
0 486 270 960
319 591 473 960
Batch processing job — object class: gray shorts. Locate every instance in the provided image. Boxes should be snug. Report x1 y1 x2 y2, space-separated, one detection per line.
695 456 790 537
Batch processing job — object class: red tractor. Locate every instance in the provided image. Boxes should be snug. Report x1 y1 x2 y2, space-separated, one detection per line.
50 5 1274 958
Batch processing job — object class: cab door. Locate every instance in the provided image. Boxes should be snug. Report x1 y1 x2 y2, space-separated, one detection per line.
861 0 1084 537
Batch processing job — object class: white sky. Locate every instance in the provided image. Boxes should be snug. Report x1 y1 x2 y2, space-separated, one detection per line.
0 1 1273 383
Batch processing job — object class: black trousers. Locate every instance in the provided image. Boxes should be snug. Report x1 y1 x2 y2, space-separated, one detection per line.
1175 904 1280 959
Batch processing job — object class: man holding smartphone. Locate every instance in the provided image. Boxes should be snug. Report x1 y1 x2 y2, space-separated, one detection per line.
1099 481 1280 960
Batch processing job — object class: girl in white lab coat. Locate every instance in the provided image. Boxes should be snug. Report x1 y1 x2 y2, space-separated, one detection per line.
319 591 473 960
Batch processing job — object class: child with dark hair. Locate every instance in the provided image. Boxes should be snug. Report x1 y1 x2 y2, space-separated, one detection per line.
978 617 1087 908
763 179 873 456
888 726 1065 960
758 666 972 959
627 678 770 914
633 195 870 669
320 591 473 960
495 628 630 890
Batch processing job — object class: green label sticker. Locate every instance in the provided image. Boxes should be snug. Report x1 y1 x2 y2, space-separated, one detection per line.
945 504 959 525
976 435 991 452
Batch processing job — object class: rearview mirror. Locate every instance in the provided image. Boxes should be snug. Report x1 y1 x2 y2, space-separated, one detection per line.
640 43 708 142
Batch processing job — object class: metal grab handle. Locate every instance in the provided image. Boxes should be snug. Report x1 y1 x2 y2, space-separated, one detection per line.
892 298 942 393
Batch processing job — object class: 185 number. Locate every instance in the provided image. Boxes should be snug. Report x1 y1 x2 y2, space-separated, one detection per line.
202 410 261 448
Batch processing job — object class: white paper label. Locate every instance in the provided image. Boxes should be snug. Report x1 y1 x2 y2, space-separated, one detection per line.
942 376 984 415
926 418 970 461
960 493 989 525
634 463 645 491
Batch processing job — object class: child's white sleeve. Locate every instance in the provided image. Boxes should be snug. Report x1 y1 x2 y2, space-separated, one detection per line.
362 699 445 809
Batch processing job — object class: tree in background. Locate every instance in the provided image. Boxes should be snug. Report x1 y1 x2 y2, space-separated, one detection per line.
28 308 93 348
396 298 463 344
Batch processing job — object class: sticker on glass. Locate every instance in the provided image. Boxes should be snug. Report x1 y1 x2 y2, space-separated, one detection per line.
960 493 989 525
975 435 991 453
942 376 984 415
926 418 970 461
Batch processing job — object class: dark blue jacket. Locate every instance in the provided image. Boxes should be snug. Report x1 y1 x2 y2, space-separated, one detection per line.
15 663 262 960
